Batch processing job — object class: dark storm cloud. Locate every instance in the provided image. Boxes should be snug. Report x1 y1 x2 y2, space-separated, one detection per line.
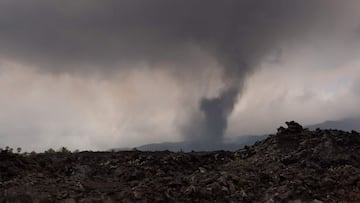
0 0 346 145
0 0 336 72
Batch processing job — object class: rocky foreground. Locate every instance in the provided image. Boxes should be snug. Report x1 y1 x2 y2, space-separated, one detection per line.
1 122 360 202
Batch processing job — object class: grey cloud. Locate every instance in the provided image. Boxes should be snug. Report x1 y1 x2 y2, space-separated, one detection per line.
353 78 360 96
355 25 360 37
0 0 340 74
0 0 356 147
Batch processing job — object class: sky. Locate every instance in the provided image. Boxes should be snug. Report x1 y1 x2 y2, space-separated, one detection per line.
0 0 360 151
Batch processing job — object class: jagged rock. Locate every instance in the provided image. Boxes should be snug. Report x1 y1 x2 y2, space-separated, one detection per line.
286 121 303 132
0 121 360 202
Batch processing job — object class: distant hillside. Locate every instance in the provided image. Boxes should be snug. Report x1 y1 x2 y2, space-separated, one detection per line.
115 116 360 152
115 135 268 152
308 117 360 132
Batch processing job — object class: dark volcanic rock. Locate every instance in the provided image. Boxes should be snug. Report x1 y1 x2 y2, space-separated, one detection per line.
1 121 360 202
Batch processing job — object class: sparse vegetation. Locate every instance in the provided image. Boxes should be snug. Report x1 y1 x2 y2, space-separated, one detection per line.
0 147 82 155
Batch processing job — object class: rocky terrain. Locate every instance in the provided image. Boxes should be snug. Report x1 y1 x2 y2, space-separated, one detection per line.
1 121 360 202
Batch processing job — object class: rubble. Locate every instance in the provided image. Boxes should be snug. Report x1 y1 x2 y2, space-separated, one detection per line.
1 121 360 202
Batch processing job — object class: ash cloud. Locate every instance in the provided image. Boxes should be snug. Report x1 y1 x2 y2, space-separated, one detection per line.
0 0 353 148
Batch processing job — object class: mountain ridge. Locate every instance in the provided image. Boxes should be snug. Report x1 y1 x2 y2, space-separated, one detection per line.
114 135 268 152
308 117 360 131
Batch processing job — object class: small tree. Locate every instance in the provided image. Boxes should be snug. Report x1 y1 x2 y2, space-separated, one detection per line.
30 151 37 156
58 147 71 154
16 147 22 154
44 148 56 154
4 146 13 153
